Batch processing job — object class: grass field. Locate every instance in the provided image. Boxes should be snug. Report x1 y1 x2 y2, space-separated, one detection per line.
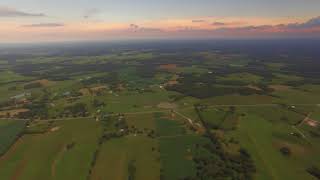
229 113 319 180
125 113 157 131
272 87 320 104
0 120 26 156
91 136 160 180
0 71 31 84
153 112 207 179
159 135 209 180
243 106 306 125
0 118 101 180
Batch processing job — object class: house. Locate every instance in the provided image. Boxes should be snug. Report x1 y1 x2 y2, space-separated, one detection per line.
63 91 71 96
11 92 31 100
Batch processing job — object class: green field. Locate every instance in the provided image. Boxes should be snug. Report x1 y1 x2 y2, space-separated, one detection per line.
225 109 320 180
0 120 26 156
0 119 101 180
91 136 160 180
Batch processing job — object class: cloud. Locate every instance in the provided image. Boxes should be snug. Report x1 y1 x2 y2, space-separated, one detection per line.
286 16 320 29
83 8 100 19
139 27 163 32
0 6 45 17
212 22 225 26
172 16 320 38
172 17 320 38
209 16 320 36
22 23 64 28
305 16 320 27
128 24 162 33
211 21 246 27
129 24 139 29
2 15 320 42
192 19 206 23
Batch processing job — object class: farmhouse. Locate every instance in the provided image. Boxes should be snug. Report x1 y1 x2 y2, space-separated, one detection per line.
10 92 31 100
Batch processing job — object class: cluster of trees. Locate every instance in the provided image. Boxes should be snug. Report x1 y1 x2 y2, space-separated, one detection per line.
211 62 274 81
190 105 256 180
87 147 99 179
166 72 274 99
92 99 105 108
128 160 136 180
66 142 76 150
306 166 320 179
54 63 122 76
191 144 255 180
18 62 123 89
13 62 57 76
167 83 263 99
135 65 157 78
13 61 122 79
81 72 120 87
126 126 157 138
115 116 129 130
279 147 291 156
63 103 88 117
284 60 320 78
113 117 157 138
100 132 125 143
18 102 49 119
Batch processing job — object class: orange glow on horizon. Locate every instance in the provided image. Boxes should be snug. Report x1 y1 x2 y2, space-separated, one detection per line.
0 16 318 42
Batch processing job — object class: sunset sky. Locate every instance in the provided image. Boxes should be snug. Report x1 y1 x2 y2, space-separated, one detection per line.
1 0 320 42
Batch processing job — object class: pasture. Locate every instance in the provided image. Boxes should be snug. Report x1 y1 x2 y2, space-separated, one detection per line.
226 110 320 180
0 120 26 156
0 118 101 180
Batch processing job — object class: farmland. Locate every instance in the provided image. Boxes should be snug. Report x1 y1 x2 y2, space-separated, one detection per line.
0 118 101 180
0 40 320 179
0 120 26 156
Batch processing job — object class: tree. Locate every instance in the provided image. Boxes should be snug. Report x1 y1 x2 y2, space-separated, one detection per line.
306 166 320 179
280 147 291 156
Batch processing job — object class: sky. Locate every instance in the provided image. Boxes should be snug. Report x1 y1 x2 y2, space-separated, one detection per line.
1 0 320 42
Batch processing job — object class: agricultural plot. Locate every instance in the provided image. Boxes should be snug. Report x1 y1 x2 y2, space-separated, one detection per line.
0 118 101 180
91 136 160 180
0 120 26 156
230 114 319 180
0 71 31 84
272 88 320 104
200 106 242 131
159 134 211 180
243 106 306 125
